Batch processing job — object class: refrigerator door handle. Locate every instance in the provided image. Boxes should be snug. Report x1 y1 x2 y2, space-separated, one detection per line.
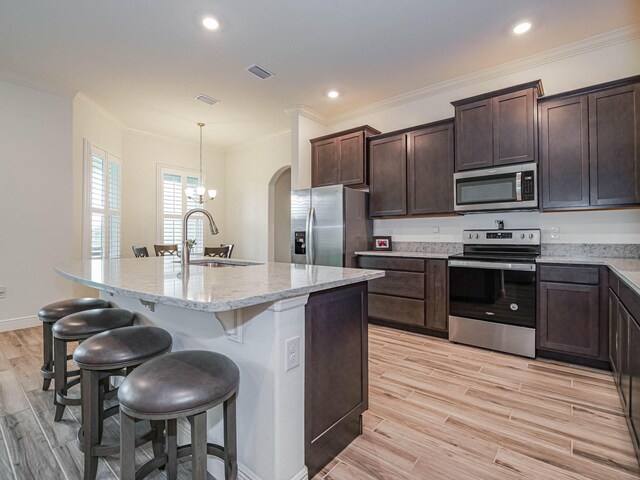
307 207 316 265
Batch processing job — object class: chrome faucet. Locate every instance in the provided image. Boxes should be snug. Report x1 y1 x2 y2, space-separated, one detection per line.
182 208 218 266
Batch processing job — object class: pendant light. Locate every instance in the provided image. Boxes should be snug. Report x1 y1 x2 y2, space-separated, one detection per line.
185 122 217 204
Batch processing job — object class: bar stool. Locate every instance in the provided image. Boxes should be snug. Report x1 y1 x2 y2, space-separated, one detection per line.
38 298 111 391
52 308 135 422
73 325 173 480
118 350 239 480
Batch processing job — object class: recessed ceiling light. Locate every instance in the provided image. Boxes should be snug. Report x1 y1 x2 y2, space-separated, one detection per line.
202 16 220 30
327 90 340 99
513 21 532 35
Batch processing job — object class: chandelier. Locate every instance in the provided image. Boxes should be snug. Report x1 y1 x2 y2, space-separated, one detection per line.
185 122 217 205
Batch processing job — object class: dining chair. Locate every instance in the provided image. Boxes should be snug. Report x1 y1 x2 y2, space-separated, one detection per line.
154 244 179 257
204 246 230 258
131 246 149 258
220 244 235 258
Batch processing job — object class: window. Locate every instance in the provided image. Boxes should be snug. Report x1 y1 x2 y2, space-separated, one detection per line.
83 140 121 259
157 166 205 255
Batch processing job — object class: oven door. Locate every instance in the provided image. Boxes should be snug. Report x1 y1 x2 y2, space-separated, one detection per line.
448 259 536 328
453 164 537 212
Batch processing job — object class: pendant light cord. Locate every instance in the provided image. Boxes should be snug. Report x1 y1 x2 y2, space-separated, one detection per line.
198 122 204 185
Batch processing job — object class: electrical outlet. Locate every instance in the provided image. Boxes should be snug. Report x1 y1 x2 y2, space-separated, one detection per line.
285 336 300 371
0 287 5 300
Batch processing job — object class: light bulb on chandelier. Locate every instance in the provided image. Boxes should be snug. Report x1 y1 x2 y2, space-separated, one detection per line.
185 122 217 205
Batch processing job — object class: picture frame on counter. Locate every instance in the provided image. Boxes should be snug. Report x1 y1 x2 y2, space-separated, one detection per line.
372 236 392 251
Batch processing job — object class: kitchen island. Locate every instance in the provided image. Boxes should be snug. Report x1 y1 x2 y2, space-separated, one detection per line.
55 257 384 480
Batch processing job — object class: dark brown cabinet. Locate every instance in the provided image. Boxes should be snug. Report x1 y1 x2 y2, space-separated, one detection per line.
305 282 368 477
311 125 380 188
540 77 640 210
537 264 608 364
369 120 455 218
539 95 590 208
589 83 640 206
453 81 542 172
608 270 640 464
408 123 454 215
369 134 407 216
357 255 448 336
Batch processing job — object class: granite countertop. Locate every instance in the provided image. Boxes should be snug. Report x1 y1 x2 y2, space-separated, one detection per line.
55 257 384 312
355 251 451 259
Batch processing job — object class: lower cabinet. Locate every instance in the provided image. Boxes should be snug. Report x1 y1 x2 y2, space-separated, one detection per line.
304 282 368 477
609 271 640 463
357 255 448 336
537 264 609 365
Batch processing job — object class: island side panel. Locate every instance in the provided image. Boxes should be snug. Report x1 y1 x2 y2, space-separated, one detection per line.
103 292 309 480
305 282 369 477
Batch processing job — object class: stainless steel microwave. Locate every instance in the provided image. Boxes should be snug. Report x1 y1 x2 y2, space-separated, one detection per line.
453 163 538 212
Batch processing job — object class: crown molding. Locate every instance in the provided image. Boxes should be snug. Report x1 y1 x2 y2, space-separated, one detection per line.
74 92 127 128
0 67 77 98
285 105 327 125
330 24 640 125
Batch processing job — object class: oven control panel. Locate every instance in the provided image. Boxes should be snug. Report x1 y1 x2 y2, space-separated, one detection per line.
463 229 540 246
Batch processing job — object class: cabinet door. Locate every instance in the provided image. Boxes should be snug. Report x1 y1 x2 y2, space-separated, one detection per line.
493 88 536 166
540 95 590 209
337 131 365 186
589 83 640 206
610 290 620 378
425 260 448 332
408 123 454 215
629 315 640 444
620 304 631 413
538 282 600 357
369 134 407 216
311 138 339 187
455 99 493 171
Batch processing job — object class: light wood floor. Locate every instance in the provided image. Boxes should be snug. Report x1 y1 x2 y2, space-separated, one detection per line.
0 326 205 480
313 325 640 480
1 325 638 480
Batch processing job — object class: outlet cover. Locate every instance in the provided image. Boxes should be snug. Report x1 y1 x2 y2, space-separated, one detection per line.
285 336 300 371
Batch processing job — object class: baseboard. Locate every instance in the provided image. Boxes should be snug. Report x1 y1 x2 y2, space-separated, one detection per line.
0 315 39 333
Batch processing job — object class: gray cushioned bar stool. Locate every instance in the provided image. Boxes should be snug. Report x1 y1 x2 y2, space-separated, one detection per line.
118 350 239 480
73 325 173 480
51 308 135 422
38 298 110 391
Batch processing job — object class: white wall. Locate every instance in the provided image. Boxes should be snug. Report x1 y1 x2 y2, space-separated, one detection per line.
121 130 227 257
273 168 292 262
224 133 291 261
302 36 640 244
0 80 74 325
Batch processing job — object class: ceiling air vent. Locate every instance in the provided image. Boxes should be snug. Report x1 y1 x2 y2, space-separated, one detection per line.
246 64 274 80
194 94 220 106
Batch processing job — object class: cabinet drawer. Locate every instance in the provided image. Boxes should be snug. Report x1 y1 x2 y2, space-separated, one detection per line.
368 294 425 326
368 271 425 299
539 265 599 285
620 281 640 324
609 269 620 295
358 256 425 272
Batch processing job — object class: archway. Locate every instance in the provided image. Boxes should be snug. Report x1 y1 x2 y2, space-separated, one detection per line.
268 166 292 262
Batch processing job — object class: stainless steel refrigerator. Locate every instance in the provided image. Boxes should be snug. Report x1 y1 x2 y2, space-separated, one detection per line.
291 185 372 267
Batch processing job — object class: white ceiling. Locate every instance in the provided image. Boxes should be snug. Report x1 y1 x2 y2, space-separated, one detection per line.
0 0 638 148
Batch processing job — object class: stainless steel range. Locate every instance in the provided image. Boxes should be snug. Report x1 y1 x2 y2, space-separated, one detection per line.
448 228 541 358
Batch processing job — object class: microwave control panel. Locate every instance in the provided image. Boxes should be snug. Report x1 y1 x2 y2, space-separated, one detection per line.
522 173 535 201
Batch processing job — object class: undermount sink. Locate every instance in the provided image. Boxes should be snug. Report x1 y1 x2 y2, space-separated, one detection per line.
187 259 261 268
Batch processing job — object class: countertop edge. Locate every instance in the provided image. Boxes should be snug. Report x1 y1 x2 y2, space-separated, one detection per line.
55 265 385 312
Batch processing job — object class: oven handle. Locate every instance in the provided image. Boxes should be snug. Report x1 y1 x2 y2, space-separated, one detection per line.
448 259 536 272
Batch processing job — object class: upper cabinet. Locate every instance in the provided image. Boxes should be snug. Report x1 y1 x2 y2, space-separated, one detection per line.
540 77 640 210
452 80 542 172
369 120 454 218
311 125 380 188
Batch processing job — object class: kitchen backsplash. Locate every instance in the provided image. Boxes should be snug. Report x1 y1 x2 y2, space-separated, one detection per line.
392 241 640 258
